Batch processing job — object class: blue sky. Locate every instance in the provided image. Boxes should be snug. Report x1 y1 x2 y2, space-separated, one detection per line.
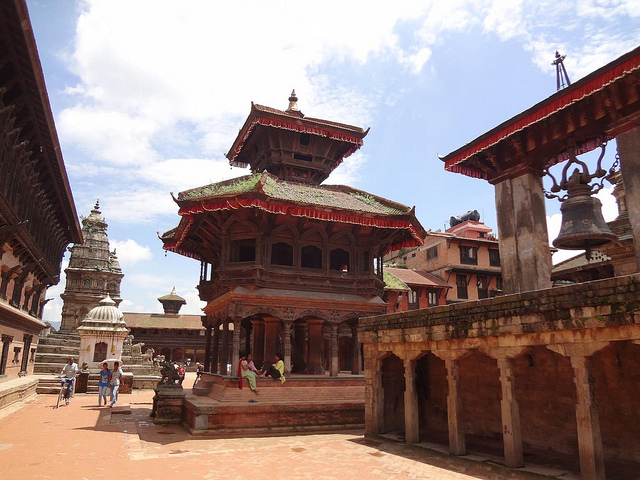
27 0 640 327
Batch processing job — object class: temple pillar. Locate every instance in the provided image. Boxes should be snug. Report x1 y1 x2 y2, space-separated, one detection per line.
251 318 265 368
305 319 325 375
351 324 360 374
220 320 229 375
283 321 292 374
244 322 252 357
231 318 241 377
494 169 551 294
263 316 280 365
404 357 419 443
203 318 212 372
210 320 220 374
548 342 608 480
364 352 384 435
329 323 339 376
434 350 469 456
616 125 640 271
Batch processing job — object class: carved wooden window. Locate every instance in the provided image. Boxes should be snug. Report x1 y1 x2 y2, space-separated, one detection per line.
489 249 500 267
229 238 256 262
330 248 349 272
456 274 468 299
459 246 477 265
0 335 13 375
408 289 419 310
426 246 438 260
428 290 438 306
301 245 322 269
477 276 488 299
93 342 108 362
271 242 293 266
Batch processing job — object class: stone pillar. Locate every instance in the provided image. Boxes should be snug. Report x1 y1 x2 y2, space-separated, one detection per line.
548 342 608 480
616 126 640 271
231 318 241 377
263 316 280 365
251 318 265 368
220 320 229 376
351 324 360 374
329 323 339 376
434 350 469 456
494 170 551 294
404 357 419 443
497 357 524 467
203 320 212 372
364 351 384 435
210 320 220 374
283 321 292 374
305 319 325 375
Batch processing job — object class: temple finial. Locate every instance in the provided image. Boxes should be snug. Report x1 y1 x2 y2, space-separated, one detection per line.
552 51 571 91
287 89 298 112
92 199 100 213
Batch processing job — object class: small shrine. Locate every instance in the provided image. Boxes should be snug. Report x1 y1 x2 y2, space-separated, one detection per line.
161 92 425 380
77 294 129 368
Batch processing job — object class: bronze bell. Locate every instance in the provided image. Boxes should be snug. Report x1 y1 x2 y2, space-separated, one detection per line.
553 169 616 253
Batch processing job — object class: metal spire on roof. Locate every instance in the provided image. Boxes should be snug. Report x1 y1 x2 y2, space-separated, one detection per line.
552 51 571 91
286 89 299 112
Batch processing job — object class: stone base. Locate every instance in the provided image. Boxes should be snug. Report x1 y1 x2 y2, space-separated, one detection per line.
151 384 185 424
183 373 365 435
0 377 38 411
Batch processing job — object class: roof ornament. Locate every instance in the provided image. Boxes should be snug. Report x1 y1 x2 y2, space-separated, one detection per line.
552 51 571 91
92 199 100 213
286 89 299 112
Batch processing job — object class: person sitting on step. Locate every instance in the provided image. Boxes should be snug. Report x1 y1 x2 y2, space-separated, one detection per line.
259 353 286 384
239 355 258 392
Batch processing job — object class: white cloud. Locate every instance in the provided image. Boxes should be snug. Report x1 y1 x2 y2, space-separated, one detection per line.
42 258 69 328
110 239 152 267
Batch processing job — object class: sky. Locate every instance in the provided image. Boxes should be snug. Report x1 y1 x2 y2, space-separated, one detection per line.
25 0 640 328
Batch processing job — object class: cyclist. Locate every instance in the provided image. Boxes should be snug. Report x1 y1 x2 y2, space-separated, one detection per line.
60 357 78 405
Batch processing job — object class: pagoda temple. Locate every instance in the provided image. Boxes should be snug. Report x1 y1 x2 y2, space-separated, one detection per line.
162 91 425 378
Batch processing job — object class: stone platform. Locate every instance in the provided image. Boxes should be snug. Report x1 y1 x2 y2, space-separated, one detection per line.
183 373 365 436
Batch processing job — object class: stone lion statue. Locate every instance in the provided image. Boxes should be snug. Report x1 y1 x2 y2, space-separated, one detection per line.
141 347 154 364
131 342 144 356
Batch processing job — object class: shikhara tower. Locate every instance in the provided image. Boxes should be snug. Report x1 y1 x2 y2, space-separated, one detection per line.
59 201 123 331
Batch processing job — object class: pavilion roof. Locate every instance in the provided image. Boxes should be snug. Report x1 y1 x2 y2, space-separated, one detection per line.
226 102 368 169
123 312 204 330
163 172 425 259
440 45 640 180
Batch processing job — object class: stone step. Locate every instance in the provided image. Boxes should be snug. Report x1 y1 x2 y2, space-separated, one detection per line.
34 363 71 374
35 344 80 355
39 332 80 343
34 353 79 364
208 382 364 403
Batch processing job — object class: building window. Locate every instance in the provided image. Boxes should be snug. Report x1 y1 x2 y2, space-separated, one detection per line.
301 245 322 269
271 242 294 266
459 246 478 265
496 277 503 292
12 347 21 364
428 290 438 306
489 249 500 267
478 232 485 238
477 276 488 299
230 238 256 262
300 133 311 146
0 335 13 375
426 246 438 260
330 249 350 272
408 289 419 310
456 274 468 299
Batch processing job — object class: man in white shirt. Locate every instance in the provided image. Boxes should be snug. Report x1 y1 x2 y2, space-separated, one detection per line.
108 361 124 408
60 357 78 405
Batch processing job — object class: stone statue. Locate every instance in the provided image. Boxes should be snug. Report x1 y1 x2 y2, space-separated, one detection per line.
131 342 144 356
158 361 181 386
124 335 133 346
142 347 154 364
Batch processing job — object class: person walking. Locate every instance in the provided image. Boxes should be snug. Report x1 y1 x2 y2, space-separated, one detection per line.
59 357 78 405
108 361 124 408
98 362 110 407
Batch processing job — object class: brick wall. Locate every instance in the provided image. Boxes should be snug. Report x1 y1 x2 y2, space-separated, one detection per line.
382 354 405 433
416 353 448 438
460 352 502 440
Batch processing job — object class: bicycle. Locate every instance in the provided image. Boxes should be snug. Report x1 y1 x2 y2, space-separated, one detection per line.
56 377 75 408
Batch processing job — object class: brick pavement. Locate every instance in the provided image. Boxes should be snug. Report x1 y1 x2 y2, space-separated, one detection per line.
0 374 559 480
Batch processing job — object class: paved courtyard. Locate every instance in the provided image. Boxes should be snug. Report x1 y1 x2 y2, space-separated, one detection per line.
0 375 570 480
